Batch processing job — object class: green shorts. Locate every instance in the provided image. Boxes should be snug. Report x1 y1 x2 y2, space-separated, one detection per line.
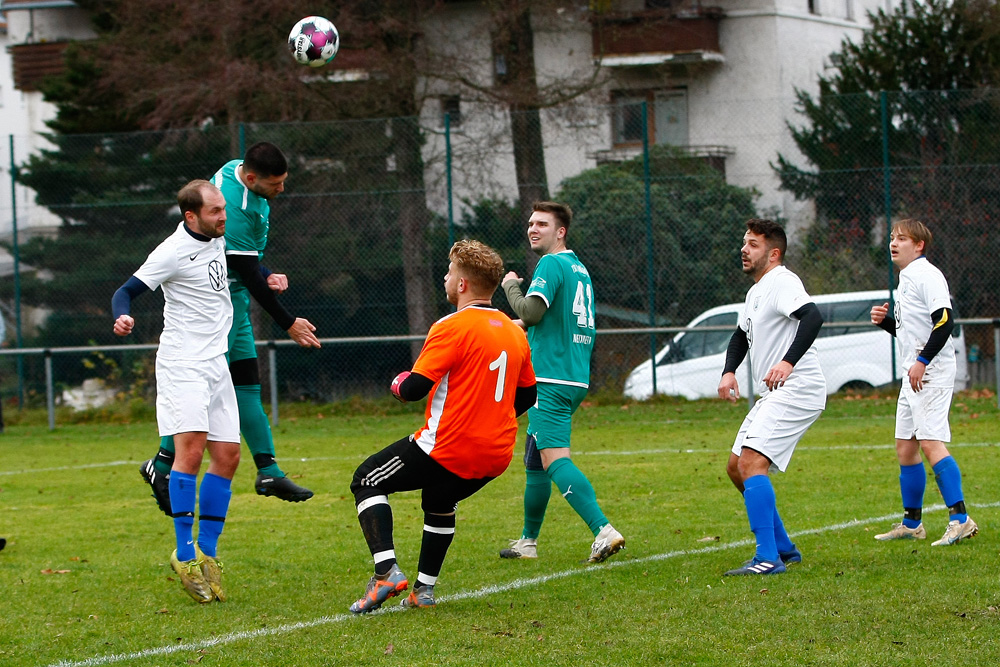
226 288 257 363
526 383 588 449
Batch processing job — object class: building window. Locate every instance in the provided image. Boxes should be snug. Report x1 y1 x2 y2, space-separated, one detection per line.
441 96 462 127
845 0 855 21
807 0 819 15
612 94 648 145
611 89 688 147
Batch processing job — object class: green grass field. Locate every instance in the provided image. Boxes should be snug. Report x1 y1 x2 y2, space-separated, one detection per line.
1 392 999 666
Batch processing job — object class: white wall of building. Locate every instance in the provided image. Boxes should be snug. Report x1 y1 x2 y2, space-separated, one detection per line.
416 0 900 236
0 3 95 244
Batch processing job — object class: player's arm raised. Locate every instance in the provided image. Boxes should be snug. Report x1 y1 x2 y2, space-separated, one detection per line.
871 302 897 335
389 370 434 403
502 272 547 327
111 276 150 337
227 255 320 348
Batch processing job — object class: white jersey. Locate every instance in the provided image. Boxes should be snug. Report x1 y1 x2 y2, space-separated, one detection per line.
893 256 955 387
739 265 826 409
133 222 232 361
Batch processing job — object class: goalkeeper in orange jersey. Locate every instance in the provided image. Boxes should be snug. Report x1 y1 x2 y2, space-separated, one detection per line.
348 239 536 613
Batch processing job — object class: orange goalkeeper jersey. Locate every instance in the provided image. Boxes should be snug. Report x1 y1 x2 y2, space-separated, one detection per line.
411 304 535 479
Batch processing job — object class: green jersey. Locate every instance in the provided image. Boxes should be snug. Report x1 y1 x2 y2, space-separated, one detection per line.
525 250 595 388
212 159 269 295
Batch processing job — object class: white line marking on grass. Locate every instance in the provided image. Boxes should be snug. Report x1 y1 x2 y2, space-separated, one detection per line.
0 461 138 476
6 441 999 477
575 441 1000 456
47 501 1000 667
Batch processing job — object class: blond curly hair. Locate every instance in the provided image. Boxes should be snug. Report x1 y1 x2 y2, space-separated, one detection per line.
449 239 505 293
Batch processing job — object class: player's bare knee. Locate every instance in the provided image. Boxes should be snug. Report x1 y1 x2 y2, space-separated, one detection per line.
737 449 770 480
539 446 570 471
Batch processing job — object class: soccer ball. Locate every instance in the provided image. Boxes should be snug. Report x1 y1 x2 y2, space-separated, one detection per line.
288 16 340 68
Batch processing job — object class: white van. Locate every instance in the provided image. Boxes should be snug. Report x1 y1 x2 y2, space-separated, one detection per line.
622 290 969 401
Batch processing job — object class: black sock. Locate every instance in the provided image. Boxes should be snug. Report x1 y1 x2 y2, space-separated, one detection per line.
357 500 395 575
417 513 456 584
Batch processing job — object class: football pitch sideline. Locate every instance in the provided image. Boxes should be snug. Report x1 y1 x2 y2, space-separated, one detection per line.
1 395 998 666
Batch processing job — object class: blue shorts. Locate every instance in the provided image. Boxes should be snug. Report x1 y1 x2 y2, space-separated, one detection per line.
526 383 588 450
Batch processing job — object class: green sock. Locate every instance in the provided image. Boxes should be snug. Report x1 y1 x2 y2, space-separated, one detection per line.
153 437 175 476
235 385 283 478
546 457 607 536
522 469 551 540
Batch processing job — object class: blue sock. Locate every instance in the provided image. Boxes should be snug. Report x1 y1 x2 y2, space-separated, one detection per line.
899 462 926 529
772 507 795 554
169 471 198 562
743 475 778 562
197 473 232 558
932 457 967 523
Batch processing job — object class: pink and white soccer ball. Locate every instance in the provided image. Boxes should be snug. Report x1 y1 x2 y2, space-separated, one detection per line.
288 16 340 68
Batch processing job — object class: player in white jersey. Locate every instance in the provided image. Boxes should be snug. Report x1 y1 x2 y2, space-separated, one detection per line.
112 180 239 604
718 219 826 576
870 219 977 546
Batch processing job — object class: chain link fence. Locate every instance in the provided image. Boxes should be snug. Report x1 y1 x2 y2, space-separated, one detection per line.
2 90 999 415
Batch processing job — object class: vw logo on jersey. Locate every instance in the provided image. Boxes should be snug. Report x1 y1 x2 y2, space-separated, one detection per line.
208 260 227 291
893 299 902 328
753 295 761 311
745 318 754 347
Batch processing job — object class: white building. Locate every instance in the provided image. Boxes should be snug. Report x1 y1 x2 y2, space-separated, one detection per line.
0 0 903 244
0 0 94 247
417 0 901 234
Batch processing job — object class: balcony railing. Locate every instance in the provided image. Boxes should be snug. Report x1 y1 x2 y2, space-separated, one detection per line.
9 41 70 91
592 7 723 66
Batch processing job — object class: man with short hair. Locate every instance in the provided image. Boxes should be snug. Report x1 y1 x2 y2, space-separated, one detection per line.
349 240 536 613
718 218 826 576
499 201 625 564
139 142 320 513
113 180 239 603
871 219 976 546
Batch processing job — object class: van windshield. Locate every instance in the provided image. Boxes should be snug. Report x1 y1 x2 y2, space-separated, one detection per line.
661 312 737 364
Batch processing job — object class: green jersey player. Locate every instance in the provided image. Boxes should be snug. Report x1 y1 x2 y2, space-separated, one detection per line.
499 201 625 563
140 143 321 513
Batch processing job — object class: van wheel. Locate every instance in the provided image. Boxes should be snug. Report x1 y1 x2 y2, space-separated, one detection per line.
839 380 873 393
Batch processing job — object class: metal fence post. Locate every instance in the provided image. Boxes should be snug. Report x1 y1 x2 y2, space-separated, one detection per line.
641 101 658 398
880 91 897 382
268 341 279 426
994 319 1000 410
9 135 25 408
45 349 55 430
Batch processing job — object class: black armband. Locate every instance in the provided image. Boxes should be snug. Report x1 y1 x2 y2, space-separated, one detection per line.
782 302 823 366
722 328 749 375
917 307 955 365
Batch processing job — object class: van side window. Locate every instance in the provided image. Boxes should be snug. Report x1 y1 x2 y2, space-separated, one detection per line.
819 300 879 337
702 313 739 356
666 312 738 363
